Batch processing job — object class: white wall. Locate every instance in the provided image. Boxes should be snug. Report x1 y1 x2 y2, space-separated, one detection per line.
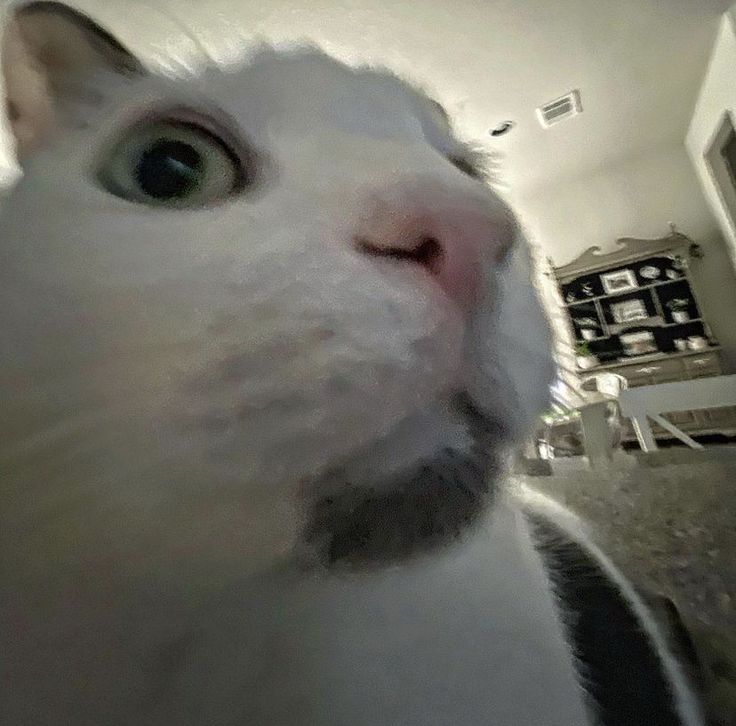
686 10 736 262
517 143 719 266
516 141 736 372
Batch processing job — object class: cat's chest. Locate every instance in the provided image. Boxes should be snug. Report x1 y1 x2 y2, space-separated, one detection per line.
3 502 591 726
151 502 591 726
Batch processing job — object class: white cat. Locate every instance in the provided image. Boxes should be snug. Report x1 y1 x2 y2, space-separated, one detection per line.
0 3 704 725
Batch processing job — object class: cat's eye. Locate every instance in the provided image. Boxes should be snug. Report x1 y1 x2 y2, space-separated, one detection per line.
99 120 247 207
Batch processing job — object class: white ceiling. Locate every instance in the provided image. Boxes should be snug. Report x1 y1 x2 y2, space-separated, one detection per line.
1 0 731 194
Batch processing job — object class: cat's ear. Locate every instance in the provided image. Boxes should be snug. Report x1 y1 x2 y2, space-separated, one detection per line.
2 1 145 160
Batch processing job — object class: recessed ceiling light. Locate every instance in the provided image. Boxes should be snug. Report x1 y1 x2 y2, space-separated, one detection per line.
489 121 515 137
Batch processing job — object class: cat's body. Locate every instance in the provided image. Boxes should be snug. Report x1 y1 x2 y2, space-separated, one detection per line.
0 3 703 724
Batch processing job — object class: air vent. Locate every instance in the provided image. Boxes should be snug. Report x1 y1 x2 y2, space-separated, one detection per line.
537 90 582 128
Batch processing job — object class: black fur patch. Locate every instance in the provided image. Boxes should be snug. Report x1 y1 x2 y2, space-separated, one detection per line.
304 395 502 567
528 512 693 726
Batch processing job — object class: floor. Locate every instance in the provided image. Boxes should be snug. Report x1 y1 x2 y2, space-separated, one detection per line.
512 445 736 726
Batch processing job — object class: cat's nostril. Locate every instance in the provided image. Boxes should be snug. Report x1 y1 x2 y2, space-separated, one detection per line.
411 237 444 274
353 185 500 310
354 235 445 275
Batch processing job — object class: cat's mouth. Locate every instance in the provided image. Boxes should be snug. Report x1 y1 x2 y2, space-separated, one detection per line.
354 236 445 277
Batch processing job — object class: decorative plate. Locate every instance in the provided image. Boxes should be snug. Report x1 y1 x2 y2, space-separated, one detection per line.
639 265 660 280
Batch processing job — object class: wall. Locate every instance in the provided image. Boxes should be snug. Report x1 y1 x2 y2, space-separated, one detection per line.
517 143 720 265
686 11 736 263
516 141 736 372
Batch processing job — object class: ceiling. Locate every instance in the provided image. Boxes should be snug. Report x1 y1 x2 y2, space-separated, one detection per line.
0 0 732 194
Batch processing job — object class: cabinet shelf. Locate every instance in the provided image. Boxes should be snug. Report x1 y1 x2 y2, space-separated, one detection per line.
565 276 685 307
662 318 702 327
574 345 721 372
579 317 704 339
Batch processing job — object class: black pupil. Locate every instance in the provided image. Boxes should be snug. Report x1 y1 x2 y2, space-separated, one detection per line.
136 139 203 200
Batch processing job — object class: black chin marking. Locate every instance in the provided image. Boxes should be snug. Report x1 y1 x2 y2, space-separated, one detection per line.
303 394 505 568
7 100 20 122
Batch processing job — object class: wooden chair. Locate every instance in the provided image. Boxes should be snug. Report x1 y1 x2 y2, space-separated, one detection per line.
575 373 629 465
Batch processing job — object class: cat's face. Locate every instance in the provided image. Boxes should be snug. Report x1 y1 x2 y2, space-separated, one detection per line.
1 3 553 485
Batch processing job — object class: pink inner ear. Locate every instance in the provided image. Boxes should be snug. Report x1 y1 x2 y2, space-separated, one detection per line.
2 5 143 162
2 16 55 160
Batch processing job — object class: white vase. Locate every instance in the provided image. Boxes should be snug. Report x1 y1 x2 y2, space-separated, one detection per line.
576 355 599 370
672 311 689 323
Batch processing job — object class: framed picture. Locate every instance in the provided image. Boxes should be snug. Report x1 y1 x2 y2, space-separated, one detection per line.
600 268 638 295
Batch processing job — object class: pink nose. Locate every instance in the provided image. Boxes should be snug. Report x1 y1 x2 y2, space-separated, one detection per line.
353 182 515 310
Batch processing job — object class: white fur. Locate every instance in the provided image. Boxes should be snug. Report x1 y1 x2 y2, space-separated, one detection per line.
0 12 565 724
142 497 594 726
1 48 553 567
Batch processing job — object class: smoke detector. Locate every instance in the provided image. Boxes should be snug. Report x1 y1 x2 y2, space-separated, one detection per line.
537 90 582 128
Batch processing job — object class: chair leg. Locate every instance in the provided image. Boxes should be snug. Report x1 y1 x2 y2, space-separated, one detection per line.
579 402 614 466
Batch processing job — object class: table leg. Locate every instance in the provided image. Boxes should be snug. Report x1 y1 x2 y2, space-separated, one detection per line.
630 411 658 452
